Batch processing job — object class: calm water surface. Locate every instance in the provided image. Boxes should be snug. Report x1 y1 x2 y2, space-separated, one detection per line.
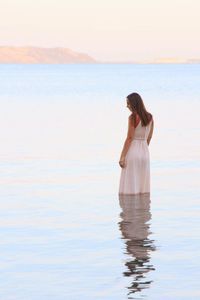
0 63 200 299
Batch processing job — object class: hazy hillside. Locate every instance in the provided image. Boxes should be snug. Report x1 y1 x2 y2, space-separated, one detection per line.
0 46 199 64
0 46 97 63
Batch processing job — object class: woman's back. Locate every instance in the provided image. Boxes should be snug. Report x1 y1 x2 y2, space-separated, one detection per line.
132 117 153 141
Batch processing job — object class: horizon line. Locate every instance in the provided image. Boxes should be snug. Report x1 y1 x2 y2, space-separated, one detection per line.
0 45 200 64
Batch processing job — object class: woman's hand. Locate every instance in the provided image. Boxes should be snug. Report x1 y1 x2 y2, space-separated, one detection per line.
119 157 126 168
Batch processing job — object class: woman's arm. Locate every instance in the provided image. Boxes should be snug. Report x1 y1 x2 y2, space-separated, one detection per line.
119 115 135 161
147 119 154 145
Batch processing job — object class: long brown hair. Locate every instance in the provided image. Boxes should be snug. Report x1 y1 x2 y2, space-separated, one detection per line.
127 92 153 127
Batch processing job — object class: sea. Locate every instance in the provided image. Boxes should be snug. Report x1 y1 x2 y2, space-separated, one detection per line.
0 63 200 299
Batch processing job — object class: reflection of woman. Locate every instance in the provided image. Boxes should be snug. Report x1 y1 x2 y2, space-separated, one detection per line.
118 193 156 296
119 92 154 195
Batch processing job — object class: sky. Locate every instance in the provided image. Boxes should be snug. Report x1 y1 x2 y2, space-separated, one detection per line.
0 0 199 62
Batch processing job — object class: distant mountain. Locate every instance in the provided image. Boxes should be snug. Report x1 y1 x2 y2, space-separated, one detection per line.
0 46 199 64
0 46 97 63
100 58 200 64
150 57 200 64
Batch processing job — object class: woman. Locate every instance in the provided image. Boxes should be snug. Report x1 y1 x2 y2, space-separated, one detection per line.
118 92 154 195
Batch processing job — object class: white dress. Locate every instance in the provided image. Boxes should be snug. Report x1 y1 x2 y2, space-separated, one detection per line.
118 118 153 195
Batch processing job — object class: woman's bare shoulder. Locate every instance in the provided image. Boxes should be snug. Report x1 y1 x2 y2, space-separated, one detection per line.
128 114 136 127
150 113 154 122
128 114 134 122
128 113 134 119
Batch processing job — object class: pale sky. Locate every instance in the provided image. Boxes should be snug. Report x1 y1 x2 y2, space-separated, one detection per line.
0 0 199 61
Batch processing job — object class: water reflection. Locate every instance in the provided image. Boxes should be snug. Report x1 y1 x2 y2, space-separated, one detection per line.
118 193 156 299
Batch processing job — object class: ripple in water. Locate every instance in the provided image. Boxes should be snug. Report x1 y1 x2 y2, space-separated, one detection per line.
118 193 156 299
